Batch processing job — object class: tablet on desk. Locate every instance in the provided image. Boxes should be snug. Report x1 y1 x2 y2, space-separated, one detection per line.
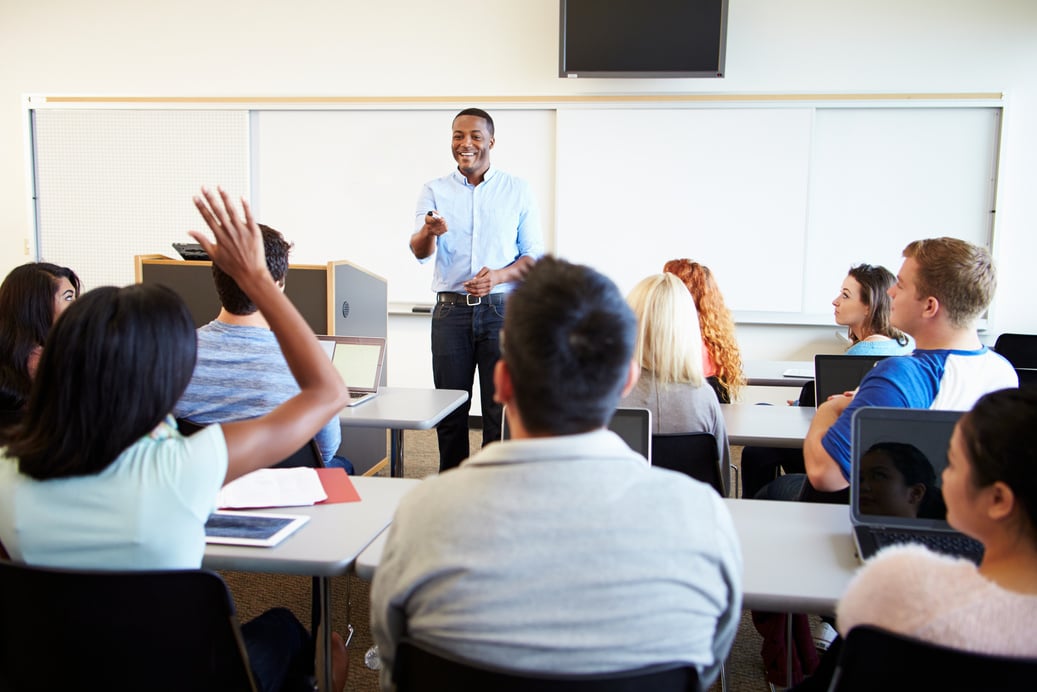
782 368 814 379
204 511 310 547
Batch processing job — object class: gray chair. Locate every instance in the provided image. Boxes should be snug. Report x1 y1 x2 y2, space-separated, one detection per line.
0 561 259 692
993 332 1037 369
826 624 1037 691
392 638 699 692
651 432 728 496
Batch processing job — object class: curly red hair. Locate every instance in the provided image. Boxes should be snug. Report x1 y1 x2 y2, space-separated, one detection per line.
663 259 744 401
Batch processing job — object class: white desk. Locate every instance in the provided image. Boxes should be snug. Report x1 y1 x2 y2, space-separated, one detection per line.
355 497 857 617
743 360 814 387
203 476 421 692
339 387 467 477
722 403 813 448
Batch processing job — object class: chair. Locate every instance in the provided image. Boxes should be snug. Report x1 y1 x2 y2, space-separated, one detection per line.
0 561 259 692
827 624 1037 691
651 432 727 496
175 417 325 468
392 638 699 692
993 332 1037 369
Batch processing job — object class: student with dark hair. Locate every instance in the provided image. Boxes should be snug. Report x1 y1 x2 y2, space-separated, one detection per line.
839 387 1037 650
835 263 914 355
0 188 352 692
371 256 742 690
409 107 544 471
0 262 80 427
793 388 1037 691
175 223 348 469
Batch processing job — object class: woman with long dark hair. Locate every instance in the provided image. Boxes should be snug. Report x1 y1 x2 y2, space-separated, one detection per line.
0 188 351 692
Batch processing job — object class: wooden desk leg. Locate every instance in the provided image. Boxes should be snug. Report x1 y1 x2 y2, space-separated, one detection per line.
390 429 404 477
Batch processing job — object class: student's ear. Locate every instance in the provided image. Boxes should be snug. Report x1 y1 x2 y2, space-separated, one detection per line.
986 481 1016 523
922 295 939 319
907 483 926 507
619 359 641 398
493 359 513 405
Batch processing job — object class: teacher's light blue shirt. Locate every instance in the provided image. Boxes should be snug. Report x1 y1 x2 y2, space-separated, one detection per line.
414 167 543 294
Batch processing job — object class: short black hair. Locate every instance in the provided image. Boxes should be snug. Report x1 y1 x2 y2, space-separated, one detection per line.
212 224 292 315
454 107 494 136
9 284 197 480
502 256 635 435
0 262 82 411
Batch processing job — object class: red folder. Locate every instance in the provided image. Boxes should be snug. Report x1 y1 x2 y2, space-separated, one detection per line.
315 468 361 504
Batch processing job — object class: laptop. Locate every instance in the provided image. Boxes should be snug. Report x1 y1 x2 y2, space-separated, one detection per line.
316 335 386 407
812 354 890 405
500 406 652 461
850 407 983 564
171 242 210 261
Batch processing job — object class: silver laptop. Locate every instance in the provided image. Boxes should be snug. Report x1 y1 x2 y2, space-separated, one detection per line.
316 335 386 407
812 354 890 406
501 406 652 461
850 407 983 564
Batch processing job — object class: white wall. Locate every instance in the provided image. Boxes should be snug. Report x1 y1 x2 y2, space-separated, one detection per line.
3 0 1036 391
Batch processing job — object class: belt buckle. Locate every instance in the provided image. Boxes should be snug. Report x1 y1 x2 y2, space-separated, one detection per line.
466 294 481 307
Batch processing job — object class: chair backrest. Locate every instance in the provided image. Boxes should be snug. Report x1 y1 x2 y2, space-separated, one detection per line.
175 417 324 468
993 332 1037 369
0 561 258 692
650 432 725 496
393 639 698 692
829 624 1037 691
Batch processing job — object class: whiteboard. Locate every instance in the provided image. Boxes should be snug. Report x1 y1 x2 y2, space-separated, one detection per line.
555 107 815 314
33 109 249 291
554 106 999 323
29 100 999 322
251 109 556 306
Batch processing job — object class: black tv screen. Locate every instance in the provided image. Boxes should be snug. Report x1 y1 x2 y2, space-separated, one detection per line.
559 0 728 78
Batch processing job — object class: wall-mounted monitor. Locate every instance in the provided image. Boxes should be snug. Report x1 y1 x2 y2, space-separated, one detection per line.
559 0 728 79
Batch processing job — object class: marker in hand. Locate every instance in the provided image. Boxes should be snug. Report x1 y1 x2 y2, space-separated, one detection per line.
426 210 441 221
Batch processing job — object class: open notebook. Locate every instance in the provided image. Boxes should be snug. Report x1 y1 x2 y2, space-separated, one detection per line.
850 407 983 564
317 335 385 406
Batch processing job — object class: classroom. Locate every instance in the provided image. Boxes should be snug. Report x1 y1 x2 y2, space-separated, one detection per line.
2 1 1036 690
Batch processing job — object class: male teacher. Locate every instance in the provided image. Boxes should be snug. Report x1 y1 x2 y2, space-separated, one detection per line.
410 108 543 471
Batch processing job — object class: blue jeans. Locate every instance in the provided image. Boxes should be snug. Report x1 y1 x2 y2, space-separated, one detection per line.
431 300 505 471
241 607 314 692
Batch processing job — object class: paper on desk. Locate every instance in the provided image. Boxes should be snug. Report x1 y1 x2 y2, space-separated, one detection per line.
218 468 328 509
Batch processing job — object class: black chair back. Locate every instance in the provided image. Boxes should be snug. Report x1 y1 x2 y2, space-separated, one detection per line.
993 332 1037 369
651 432 726 496
175 417 324 468
0 561 258 692
393 639 698 692
829 624 1037 691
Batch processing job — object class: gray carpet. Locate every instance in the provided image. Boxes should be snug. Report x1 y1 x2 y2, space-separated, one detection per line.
220 430 787 691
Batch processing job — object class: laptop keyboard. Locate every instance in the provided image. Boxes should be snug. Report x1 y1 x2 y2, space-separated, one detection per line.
872 530 984 564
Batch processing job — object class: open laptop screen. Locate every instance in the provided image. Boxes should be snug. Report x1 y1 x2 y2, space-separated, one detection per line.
850 407 962 528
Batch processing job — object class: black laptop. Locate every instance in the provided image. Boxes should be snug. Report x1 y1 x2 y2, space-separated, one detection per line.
812 354 890 405
850 407 983 564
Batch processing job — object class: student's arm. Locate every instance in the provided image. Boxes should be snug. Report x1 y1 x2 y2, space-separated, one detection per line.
803 394 853 492
189 187 350 483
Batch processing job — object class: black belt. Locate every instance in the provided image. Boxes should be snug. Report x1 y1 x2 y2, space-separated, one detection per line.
437 292 505 307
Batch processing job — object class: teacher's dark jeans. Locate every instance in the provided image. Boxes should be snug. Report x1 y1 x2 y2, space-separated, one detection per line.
431 300 504 471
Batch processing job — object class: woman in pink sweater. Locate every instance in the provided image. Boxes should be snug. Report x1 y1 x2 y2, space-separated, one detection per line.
837 386 1037 656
